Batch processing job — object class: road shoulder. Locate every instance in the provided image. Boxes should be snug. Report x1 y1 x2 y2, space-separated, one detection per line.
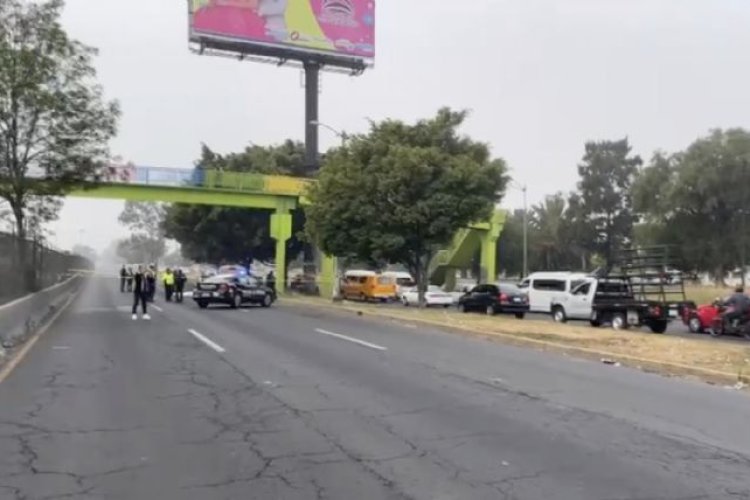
282 296 750 389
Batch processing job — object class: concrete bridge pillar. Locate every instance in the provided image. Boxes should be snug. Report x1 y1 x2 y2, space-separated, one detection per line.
270 209 293 293
479 211 506 284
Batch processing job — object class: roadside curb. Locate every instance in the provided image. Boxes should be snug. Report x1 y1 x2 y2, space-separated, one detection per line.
0 286 82 384
282 296 749 388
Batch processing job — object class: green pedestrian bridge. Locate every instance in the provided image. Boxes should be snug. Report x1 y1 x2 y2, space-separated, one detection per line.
63 165 505 295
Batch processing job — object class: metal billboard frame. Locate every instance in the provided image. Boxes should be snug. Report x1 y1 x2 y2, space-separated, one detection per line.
186 1 373 172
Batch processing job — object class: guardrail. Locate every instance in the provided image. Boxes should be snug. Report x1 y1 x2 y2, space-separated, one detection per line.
0 274 83 355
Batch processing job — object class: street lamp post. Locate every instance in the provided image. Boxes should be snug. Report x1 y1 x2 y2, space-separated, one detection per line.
309 120 348 147
521 185 528 279
509 181 529 279
309 120 349 301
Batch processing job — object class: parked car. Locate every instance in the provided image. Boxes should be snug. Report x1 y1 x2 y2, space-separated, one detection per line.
341 270 397 302
401 285 454 307
518 272 590 313
458 284 529 318
192 274 275 309
381 271 416 298
682 299 722 334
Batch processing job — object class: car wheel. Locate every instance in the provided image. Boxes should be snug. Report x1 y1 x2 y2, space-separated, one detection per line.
197 300 208 309
261 294 272 308
402 298 409 307
443 304 451 309
552 306 567 323
515 312 525 319
688 316 703 334
231 293 242 309
485 305 496 316
612 313 628 330
648 320 668 334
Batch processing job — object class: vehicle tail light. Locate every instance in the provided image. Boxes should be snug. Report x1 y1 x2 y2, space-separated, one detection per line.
218 284 228 294
649 305 662 317
499 293 509 303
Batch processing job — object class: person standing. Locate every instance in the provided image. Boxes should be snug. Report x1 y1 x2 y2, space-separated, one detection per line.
266 270 276 295
163 268 175 302
119 265 127 293
146 265 157 302
174 269 187 303
131 265 151 320
126 267 134 292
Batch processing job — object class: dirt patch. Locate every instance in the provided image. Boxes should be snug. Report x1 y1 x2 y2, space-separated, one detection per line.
284 296 750 387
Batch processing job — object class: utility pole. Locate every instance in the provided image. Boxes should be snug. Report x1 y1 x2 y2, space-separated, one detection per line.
522 185 528 278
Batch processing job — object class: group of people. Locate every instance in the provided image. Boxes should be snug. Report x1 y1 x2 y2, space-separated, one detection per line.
161 268 187 303
120 264 188 320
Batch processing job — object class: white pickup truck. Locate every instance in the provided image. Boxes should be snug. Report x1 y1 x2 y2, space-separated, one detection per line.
549 277 675 333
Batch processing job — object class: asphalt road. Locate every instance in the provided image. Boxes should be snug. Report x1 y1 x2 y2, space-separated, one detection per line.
1 278 749 499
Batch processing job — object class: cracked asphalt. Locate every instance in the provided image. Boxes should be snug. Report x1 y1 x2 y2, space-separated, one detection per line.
1 278 750 499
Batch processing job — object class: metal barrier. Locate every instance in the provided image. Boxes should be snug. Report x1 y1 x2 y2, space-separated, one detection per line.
0 275 83 355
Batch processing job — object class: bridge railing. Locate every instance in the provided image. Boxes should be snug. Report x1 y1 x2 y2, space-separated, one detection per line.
102 165 312 197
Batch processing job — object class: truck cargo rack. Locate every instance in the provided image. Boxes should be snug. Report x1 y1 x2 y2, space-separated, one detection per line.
607 246 688 307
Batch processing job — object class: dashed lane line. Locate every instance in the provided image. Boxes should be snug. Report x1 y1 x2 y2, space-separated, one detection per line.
314 328 388 351
188 329 226 353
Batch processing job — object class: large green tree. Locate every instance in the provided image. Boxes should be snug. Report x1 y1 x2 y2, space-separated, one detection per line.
496 209 525 278
633 130 750 281
576 138 641 265
162 142 308 265
305 108 508 303
118 201 166 265
0 0 119 290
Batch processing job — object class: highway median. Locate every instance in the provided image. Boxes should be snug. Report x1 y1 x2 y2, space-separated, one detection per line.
284 295 750 388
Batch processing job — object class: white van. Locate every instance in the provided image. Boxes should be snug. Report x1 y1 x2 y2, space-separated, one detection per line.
518 272 591 313
380 271 416 297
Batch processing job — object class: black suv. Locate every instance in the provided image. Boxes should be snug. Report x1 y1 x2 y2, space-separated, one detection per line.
193 274 276 309
458 283 529 318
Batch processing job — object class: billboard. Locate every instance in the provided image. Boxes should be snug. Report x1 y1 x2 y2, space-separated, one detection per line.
188 0 375 66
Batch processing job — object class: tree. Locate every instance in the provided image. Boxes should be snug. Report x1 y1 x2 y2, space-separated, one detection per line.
633 130 750 281
0 0 119 290
71 243 96 262
116 235 164 266
118 201 166 264
576 138 641 265
528 193 579 271
305 108 508 304
496 209 524 278
162 142 308 266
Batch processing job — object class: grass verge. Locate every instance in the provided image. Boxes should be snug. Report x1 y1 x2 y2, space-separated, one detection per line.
284 295 750 388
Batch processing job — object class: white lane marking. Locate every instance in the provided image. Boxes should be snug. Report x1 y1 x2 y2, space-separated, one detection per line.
151 305 164 312
315 328 387 351
188 329 226 353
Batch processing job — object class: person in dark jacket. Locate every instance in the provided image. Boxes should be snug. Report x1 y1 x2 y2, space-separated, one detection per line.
174 269 187 303
723 286 750 327
126 267 134 292
146 265 157 302
132 265 151 320
119 265 127 293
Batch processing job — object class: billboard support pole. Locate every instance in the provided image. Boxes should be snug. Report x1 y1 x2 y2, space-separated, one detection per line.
304 61 320 173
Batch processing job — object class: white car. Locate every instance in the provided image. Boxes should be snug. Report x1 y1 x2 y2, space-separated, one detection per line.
401 286 454 307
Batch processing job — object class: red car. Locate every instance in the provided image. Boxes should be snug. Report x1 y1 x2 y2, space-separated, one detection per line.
682 301 720 333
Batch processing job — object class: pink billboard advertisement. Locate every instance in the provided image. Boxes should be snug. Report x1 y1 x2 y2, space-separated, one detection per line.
189 0 375 62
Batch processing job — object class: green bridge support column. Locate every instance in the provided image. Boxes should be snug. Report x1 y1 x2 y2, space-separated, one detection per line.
270 210 293 293
319 254 337 299
479 212 505 283
480 233 498 283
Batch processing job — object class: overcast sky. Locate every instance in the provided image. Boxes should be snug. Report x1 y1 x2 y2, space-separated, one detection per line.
48 0 750 252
